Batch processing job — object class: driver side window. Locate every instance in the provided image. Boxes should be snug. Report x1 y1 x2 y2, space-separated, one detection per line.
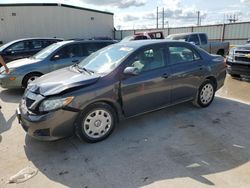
128 47 165 73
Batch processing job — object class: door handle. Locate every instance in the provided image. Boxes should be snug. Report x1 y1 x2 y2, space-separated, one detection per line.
72 59 79 63
162 73 169 79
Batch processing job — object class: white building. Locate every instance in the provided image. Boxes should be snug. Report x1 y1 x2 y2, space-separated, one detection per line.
0 2 114 43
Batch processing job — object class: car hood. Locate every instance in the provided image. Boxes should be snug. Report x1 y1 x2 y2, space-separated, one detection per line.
6 58 41 68
28 66 101 96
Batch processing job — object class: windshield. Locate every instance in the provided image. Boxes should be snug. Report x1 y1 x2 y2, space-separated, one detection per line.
78 45 135 74
167 35 189 41
32 43 62 59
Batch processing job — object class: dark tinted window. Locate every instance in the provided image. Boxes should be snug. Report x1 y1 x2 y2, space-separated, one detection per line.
83 42 112 55
54 44 81 59
7 41 29 51
189 35 200 45
134 35 148 40
128 47 165 73
199 34 207 45
169 46 201 65
31 40 43 49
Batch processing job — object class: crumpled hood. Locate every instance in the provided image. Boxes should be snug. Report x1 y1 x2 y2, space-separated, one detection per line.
6 58 41 68
28 67 100 96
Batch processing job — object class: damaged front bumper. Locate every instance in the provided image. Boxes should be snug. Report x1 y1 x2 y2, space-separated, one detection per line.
16 100 79 141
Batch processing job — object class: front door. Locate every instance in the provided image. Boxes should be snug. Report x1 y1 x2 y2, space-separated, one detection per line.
120 46 171 117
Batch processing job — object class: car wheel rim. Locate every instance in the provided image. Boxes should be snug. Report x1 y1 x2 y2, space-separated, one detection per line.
27 76 39 85
200 83 214 105
83 109 112 139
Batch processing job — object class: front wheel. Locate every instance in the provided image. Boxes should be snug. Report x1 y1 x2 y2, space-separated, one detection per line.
193 80 216 108
75 102 116 143
22 73 43 88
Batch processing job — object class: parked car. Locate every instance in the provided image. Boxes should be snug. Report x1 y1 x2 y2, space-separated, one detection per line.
167 32 230 56
0 38 63 64
16 40 226 143
121 31 164 42
0 40 115 88
226 44 250 77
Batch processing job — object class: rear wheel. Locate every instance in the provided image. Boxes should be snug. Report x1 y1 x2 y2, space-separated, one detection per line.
193 80 216 108
22 73 43 88
75 102 116 143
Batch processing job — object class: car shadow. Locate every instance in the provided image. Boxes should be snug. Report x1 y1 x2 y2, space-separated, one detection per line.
231 76 250 83
24 97 250 187
0 88 24 103
0 111 16 142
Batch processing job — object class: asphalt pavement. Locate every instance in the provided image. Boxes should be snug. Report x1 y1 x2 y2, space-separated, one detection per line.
0 75 250 188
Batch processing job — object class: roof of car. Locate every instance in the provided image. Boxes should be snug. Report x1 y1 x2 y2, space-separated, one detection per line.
168 32 206 36
117 39 192 48
56 40 116 46
9 37 63 43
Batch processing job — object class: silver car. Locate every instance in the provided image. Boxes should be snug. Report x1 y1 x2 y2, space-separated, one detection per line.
0 40 115 88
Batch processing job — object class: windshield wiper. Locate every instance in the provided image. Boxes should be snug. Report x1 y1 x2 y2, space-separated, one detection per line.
73 63 94 75
82 67 94 75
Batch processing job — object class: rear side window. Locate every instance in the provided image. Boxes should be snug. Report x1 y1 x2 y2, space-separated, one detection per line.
55 44 82 59
189 35 200 45
31 40 43 49
169 46 201 65
43 40 59 48
199 34 207 45
83 42 111 55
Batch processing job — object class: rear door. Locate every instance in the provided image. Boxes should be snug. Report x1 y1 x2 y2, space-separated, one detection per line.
49 43 83 71
120 45 172 117
167 43 205 103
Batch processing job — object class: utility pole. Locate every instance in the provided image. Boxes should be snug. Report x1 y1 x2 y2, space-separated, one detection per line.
162 8 164 29
156 6 159 29
197 11 200 26
227 14 238 23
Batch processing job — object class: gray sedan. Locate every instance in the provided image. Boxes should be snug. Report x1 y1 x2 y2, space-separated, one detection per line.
17 40 226 143
0 40 115 88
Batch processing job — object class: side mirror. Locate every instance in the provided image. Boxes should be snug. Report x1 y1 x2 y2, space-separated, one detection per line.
123 67 139 76
52 54 60 61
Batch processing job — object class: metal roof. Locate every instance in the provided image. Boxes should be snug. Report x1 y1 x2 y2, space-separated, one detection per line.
0 1 113 15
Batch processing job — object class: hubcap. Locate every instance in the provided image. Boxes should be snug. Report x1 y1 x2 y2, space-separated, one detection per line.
200 83 214 105
83 109 112 139
27 76 39 85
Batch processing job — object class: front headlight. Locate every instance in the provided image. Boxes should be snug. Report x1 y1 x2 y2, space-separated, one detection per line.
229 47 235 56
39 96 74 112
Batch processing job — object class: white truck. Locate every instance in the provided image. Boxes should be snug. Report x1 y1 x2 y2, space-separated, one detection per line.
167 32 230 56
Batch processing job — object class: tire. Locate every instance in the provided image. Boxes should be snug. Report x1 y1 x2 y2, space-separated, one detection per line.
22 73 43 88
193 80 216 108
75 102 117 143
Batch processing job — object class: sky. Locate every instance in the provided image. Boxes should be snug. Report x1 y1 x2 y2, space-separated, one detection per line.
1 0 250 29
